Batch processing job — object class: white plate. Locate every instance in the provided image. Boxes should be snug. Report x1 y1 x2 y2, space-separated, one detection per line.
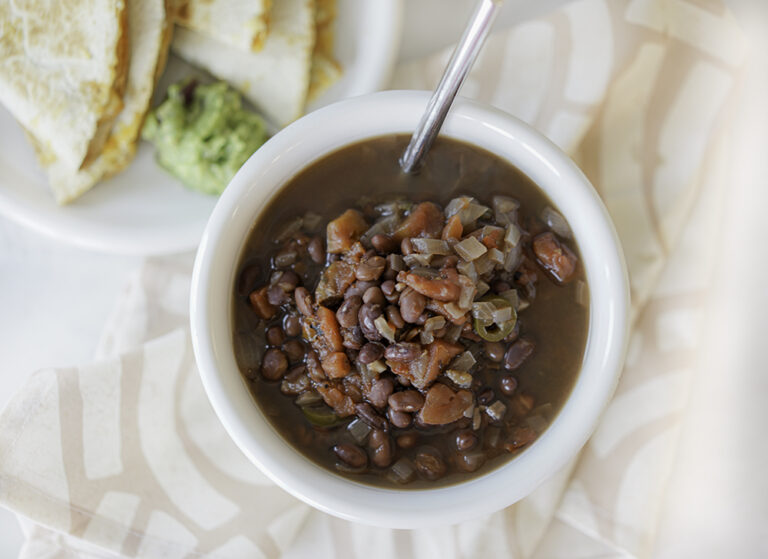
0 0 402 255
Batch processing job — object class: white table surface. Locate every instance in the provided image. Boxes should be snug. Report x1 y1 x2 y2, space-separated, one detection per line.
1 1 766 557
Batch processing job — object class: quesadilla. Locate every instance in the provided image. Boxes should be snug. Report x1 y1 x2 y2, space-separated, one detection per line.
172 0 315 127
46 0 173 203
175 0 271 52
308 0 341 102
0 0 128 174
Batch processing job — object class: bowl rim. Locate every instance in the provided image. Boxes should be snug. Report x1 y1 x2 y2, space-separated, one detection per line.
190 90 630 528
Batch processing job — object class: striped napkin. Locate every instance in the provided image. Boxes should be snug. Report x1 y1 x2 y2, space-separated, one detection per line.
0 0 745 557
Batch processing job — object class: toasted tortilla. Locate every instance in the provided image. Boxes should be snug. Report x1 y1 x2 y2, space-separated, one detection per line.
0 0 128 174
308 0 341 102
172 0 315 127
45 0 173 203
175 0 271 52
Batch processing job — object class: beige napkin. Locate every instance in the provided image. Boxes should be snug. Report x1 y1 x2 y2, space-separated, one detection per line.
0 0 745 557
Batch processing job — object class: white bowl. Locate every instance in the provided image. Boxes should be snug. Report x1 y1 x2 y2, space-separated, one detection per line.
190 90 630 528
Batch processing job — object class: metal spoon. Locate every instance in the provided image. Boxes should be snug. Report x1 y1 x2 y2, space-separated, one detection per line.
400 0 503 174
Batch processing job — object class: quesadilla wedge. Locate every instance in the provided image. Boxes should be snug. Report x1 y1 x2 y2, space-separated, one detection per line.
0 0 128 175
46 0 173 203
172 0 315 127
175 0 271 52
307 0 341 102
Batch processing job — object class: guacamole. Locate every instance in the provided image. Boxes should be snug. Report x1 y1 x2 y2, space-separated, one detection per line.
142 80 268 195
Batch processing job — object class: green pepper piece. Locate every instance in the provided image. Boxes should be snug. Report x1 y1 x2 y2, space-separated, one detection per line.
473 296 517 342
301 405 343 427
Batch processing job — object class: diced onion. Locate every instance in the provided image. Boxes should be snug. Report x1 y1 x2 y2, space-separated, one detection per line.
375 200 412 216
388 457 416 484
411 238 451 255
374 316 396 342
476 280 490 298
525 414 548 434
275 217 303 241
488 248 504 266
446 369 473 388
362 215 399 244
503 243 522 272
518 299 531 311
367 359 387 374
486 401 507 422
473 254 494 275
419 330 435 345
541 206 572 239
424 316 446 332
347 418 372 443
505 224 521 247
388 254 406 272
472 407 482 430
444 196 472 218
471 301 496 322
492 195 519 225
498 289 520 310
575 280 589 307
404 254 433 268
459 203 490 226
444 302 466 321
454 237 487 261
295 391 322 406
492 305 513 324
302 212 323 232
458 279 475 309
457 259 477 282
451 350 477 372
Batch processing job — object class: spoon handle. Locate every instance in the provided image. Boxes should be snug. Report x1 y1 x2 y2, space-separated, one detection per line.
400 0 503 174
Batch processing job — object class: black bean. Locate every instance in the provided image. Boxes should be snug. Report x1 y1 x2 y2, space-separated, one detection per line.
356 256 387 281
385 306 405 329
477 387 495 405
358 303 383 341
280 366 309 395
358 342 385 364
388 408 412 428
337 296 362 328
371 234 397 253
367 377 394 409
504 338 535 370
401 238 414 255
333 443 368 468
381 280 396 297
387 390 425 412
283 314 302 337
261 349 288 381
363 286 385 306
355 402 388 430
294 287 313 317
399 288 426 323
500 374 518 396
396 433 419 448
492 281 511 294
384 342 422 363
308 237 324 264
456 451 486 472
266 326 285 346
342 327 365 350
267 285 287 306
276 270 300 292
484 341 505 363
283 339 306 363
345 280 377 299
369 429 394 468
237 264 260 296
414 447 447 480
455 430 478 451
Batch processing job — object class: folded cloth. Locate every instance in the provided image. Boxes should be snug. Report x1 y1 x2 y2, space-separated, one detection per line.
0 0 745 557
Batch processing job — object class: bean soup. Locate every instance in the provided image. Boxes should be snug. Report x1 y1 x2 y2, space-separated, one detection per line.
232 135 589 488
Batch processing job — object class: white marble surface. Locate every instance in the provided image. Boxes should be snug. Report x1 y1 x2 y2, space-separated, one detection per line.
1 0 766 557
